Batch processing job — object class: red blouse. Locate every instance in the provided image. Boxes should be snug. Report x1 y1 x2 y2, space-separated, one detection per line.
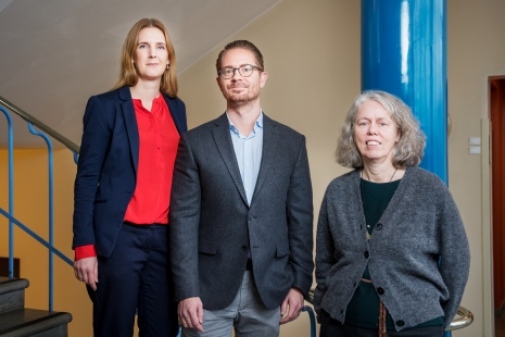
75 95 179 261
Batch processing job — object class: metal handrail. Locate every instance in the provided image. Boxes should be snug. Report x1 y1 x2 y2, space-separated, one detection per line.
27 123 56 311
301 305 316 337
0 106 15 278
447 306 473 331
0 95 80 153
0 208 73 267
1 99 75 312
305 288 473 331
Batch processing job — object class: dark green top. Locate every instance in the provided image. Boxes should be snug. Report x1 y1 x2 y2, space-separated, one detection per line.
345 178 443 330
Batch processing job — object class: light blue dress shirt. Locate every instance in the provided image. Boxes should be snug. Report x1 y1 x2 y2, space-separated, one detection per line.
227 112 264 205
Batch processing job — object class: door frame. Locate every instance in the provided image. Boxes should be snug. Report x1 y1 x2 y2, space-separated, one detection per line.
484 75 505 337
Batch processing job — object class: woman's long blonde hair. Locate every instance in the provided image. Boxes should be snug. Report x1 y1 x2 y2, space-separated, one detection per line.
112 18 178 97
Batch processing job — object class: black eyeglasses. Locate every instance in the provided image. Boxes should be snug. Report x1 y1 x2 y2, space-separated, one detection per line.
218 64 262 79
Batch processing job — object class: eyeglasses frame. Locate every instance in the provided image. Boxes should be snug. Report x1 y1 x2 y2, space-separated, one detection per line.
218 64 263 79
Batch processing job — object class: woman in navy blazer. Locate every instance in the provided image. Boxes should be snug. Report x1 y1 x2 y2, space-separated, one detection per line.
72 18 187 337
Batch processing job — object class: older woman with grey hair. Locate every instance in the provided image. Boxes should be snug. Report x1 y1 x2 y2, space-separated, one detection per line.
314 90 470 337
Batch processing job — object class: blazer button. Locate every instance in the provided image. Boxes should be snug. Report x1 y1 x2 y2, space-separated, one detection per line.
376 223 383 230
241 245 248 251
364 251 369 259
396 320 405 326
377 287 385 295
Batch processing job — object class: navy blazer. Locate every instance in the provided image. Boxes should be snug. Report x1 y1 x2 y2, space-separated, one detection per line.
170 113 313 310
73 86 187 257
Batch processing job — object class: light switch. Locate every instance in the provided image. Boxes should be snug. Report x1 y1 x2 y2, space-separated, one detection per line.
469 146 481 154
469 137 481 146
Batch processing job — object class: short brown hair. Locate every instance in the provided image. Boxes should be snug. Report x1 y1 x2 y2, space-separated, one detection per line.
112 18 178 97
215 40 264 74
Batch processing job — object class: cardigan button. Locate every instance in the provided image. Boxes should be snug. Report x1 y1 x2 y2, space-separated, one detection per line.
377 287 385 295
241 245 248 251
396 320 405 326
376 223 383 230
364 251 369 258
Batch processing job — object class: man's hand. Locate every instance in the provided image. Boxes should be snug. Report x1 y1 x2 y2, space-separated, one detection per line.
178 297 204 332
73 256 98 291
280 288 304 324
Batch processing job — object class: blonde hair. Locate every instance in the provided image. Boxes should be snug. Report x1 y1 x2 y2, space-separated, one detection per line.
112 18 178 97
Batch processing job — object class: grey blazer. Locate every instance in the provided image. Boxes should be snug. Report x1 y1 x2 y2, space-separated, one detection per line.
170 113 314 310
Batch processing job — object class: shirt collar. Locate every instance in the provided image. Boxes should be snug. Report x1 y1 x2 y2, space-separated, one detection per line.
227 111 264 138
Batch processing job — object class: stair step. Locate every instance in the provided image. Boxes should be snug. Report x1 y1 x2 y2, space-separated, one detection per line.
0 278 28 314
0 308 72 337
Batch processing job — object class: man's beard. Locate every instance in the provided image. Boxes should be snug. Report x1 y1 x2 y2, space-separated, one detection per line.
226 90 259 104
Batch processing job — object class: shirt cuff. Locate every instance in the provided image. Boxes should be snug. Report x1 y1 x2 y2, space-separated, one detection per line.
74 244 97 261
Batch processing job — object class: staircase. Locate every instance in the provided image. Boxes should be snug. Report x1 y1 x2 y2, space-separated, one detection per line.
0 277 72 337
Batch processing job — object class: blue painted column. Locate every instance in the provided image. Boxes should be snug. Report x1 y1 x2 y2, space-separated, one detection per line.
361 0 448 184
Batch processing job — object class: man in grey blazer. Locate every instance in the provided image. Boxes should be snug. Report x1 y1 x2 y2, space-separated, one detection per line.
170 40 314 337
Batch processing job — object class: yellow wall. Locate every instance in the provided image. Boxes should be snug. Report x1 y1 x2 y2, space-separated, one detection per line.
2 0 505 336
0 148 91 337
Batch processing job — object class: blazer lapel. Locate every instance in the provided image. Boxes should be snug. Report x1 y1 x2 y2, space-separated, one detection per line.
212 113 249 205
164 94 187 134
119 87 139 173
252 114 278 201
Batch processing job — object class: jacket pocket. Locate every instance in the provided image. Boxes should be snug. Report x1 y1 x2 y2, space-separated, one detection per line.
276 243 290 258
199 241 217 255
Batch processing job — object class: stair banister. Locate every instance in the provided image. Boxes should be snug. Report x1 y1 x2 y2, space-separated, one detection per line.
28 123 56 311
1 97 76 312
0 106 15 279
0 95 79 154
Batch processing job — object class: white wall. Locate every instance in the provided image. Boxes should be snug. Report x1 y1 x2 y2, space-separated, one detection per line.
447 1 505 336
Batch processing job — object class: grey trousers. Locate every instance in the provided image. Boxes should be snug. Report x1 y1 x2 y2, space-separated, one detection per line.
181 271 281 337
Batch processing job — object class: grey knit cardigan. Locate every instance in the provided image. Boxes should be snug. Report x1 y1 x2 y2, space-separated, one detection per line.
314 166 470 331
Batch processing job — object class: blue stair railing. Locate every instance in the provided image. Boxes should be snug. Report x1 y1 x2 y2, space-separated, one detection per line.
0 209 73 268
1 105 15 279
27 123 56 310
301 305 316 337
1 95 78 312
